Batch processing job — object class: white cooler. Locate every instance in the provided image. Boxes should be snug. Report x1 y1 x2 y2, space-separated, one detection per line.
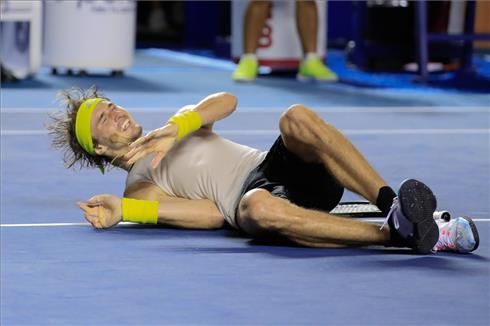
232 0 327 70
43 0 136 75
0 0 42 79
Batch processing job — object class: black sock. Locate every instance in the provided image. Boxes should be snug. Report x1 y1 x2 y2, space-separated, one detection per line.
376 186 397 216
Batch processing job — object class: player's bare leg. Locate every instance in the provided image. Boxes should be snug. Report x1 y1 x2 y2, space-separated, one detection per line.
276 104 439 253
238 189 391 248
279 104 389 205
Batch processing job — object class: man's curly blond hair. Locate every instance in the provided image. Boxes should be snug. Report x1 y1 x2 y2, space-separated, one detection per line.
47 86 111 170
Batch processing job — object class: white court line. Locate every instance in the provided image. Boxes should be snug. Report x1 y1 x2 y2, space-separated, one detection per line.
1 222 89 227
1 106 489 114
0 222 134 227
362 218 490 223
2 129 489 136
1 219 489 228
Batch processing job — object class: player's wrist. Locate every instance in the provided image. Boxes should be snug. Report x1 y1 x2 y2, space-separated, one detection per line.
165 122 179 138
121 198 158 224
167 111 202 140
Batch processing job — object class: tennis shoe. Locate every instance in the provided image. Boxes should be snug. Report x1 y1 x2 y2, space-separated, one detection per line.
433 217 479 253
382 179 439 254
232 56 258 82
297 57 337 82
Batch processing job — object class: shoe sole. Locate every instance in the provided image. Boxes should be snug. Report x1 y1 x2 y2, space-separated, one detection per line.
296 74 312 82
461 216 480 252
398 179 439 254
233 78 256 83
296 74 338 82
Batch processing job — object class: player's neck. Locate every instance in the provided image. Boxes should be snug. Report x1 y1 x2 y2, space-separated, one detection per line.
108 147 133 172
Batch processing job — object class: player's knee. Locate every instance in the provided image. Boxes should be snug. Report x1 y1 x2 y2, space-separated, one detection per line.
281 104 321 131
238 189 284 232
283 104 310 122
239 189 274 220
280 104 309 134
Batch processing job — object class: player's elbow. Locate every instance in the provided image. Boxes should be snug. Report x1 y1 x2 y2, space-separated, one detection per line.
219 92 237 113
206 214 225 229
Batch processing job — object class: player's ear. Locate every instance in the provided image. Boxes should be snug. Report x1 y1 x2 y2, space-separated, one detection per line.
94 143 108 156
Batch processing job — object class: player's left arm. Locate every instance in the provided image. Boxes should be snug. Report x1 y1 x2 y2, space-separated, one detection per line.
77 182 225 229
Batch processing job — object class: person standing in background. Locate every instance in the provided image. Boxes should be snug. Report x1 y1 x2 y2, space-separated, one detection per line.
233 0 337 82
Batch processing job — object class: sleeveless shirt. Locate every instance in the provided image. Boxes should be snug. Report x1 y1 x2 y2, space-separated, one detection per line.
125 131 267 228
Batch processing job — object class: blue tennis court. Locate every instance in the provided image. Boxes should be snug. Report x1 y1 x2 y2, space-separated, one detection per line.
1 49 489 325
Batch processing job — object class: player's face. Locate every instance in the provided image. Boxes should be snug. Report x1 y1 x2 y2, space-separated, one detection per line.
90 101 142 149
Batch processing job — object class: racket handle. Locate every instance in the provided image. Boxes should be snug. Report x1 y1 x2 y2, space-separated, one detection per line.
433 211 451 222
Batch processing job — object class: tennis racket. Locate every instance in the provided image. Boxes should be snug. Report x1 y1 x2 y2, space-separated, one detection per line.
331 201 452 221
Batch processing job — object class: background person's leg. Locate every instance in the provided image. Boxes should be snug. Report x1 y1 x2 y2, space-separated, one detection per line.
238 189 391 247
233 0 270 81
243 0 271 54
295 0 337 81
295 0 318 54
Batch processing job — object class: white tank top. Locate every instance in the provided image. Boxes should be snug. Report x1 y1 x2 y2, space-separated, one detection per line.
125 131 267 228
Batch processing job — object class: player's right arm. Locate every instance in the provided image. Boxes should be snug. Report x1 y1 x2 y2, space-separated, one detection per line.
124 92 237 168
78 182 225 230
181 91 237 130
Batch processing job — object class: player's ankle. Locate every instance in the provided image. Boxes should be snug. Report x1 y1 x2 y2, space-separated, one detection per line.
241 53 257 61
375 186 397 216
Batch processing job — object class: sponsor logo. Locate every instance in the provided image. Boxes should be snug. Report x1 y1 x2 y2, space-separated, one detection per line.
76 0 135 13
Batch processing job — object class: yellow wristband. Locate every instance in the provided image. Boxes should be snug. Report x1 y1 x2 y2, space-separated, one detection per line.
121 198 158 224
167 110 202 140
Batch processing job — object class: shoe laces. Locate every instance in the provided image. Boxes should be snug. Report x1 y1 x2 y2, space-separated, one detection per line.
380 197 399 231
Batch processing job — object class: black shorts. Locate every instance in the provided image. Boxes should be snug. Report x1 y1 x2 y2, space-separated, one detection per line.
237 136 344 216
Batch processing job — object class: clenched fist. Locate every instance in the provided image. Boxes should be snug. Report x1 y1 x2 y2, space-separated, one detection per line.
78 194 122 229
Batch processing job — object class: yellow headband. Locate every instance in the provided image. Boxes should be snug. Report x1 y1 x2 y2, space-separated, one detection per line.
75 98 104 155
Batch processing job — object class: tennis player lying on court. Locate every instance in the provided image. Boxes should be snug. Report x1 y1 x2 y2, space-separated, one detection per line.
48 87 479 254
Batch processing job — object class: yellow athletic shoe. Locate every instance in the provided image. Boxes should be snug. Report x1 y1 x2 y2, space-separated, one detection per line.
232 56 258 82
297 57 338 82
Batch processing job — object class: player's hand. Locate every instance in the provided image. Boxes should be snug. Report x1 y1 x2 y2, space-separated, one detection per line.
78 194 122 229
124 123 178 169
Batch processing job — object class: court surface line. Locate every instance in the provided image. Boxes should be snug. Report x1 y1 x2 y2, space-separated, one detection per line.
1 219 489 228
2 128 489 136
1 106 489 114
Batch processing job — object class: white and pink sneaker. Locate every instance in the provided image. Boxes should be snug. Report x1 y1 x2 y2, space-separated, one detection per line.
433 217 480 253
